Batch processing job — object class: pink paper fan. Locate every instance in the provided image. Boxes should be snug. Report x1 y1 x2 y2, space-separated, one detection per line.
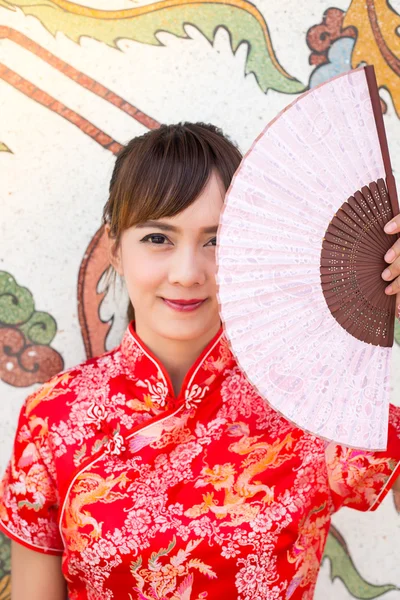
216 65 399 450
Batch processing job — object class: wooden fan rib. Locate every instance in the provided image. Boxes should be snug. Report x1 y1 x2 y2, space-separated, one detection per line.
362 185 392 236
361 184 390 224
376 179 396 218
339 202 386 250
322 282 393 318
321 248 386 264
321 174 396 348
324 279 392 314
333 211 388 256
329 216 364 243
322 276 390 302
332 301 392 346
322 241 386 261
320 262 387 275
351 190 390 248
321 253 387 267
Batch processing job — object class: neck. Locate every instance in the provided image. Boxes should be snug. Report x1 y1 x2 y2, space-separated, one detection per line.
134 318 222 397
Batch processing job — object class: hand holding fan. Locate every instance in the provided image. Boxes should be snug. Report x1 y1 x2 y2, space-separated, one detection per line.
216 65 399 451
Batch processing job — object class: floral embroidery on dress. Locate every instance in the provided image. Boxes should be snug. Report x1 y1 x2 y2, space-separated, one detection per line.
0 321 399 600
144 379 169 408
184 384 209 410
130 537 216 599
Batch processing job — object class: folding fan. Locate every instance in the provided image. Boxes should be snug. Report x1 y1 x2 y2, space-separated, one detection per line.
216 65 399 450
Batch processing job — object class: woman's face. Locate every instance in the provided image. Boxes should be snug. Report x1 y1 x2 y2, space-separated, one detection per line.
111 171 225 342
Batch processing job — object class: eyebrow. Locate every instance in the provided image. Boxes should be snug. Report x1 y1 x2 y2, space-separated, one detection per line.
135 220 219 234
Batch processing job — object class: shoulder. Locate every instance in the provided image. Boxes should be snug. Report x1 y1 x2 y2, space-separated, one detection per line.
23 343 128 425
324 403 400 512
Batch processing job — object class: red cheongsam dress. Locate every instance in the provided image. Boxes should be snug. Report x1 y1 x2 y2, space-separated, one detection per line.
0 321 399 600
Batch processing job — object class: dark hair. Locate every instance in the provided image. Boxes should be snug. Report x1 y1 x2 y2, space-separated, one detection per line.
102 122 243 321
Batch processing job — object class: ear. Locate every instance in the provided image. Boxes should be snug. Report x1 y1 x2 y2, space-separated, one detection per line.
105 224 124 277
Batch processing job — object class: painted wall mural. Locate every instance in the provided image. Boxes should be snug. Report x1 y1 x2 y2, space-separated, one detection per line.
0 0 399 598
0 271 63 386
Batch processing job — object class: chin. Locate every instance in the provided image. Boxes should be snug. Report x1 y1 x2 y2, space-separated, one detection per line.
160 317 218 341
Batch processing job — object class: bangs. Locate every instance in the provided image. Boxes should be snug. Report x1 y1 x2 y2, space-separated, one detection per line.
106 123 242 240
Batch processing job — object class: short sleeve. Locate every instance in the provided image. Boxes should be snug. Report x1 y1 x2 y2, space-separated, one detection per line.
325 403 400 513
0 396 64 555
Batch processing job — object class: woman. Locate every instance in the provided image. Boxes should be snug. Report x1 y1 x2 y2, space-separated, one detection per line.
1 122 399 600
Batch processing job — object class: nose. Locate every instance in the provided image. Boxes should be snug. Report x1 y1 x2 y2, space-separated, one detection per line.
167 246 207 287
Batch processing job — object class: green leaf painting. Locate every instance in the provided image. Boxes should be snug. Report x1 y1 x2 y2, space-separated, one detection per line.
0 271 63 386
323 530 399 599
0 0 305 94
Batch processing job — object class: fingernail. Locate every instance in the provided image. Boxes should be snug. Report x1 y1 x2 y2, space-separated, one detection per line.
382 268 391 280
385 285 393 294
384 221 397 233
384 249 396 262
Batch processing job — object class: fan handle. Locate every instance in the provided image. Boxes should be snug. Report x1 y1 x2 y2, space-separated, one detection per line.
365 64 399 215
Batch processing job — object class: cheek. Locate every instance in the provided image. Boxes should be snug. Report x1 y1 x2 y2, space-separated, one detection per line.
122 250 165 296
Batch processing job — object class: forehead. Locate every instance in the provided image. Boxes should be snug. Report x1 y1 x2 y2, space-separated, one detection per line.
137 172 225 233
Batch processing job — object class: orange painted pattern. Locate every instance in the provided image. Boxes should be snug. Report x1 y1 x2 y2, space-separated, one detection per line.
0 61 123 154
0 26 160 132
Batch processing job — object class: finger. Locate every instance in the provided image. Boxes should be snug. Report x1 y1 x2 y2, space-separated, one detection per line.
382 259 400 286
384 274 400 295
384 214 400 234
384 237 400 266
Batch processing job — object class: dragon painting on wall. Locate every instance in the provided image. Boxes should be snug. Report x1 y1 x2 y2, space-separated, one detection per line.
0 0 399 598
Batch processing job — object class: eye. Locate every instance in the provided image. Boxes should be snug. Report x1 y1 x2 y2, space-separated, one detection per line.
206 237 217 247
140 234 170 245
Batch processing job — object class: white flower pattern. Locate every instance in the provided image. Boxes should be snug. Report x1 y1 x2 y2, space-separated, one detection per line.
0 322 398 600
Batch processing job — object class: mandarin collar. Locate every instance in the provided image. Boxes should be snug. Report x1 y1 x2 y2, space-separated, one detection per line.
120 320 236 407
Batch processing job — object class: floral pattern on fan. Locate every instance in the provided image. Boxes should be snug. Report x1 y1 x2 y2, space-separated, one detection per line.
321 178 398 347
216 66 395 450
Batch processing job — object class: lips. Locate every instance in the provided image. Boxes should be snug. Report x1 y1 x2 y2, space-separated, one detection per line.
163 299 205 305
161 298 207 312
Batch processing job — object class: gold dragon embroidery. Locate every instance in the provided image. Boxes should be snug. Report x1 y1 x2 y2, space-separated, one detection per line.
64 471 129 551
185 422 296 524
